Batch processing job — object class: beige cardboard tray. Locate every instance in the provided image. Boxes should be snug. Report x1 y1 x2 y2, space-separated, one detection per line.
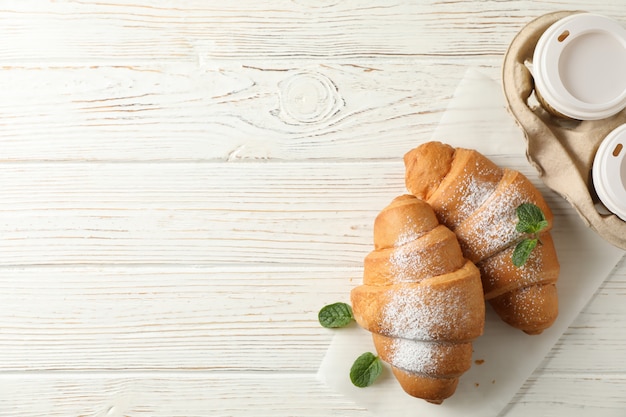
502 10 626 250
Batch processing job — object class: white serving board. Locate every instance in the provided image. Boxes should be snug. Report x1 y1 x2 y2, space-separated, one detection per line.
317 69 625 417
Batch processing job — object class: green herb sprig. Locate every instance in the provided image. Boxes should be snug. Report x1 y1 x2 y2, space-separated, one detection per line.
318 302 354 328
318 302 383 388
512 203 549 267
350 352 383 388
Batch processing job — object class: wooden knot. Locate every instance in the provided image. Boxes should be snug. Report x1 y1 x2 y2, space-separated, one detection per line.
277 71 343 125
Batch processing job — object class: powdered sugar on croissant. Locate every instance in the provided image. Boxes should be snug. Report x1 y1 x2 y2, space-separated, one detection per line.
351 195 484 403
404 141 559 334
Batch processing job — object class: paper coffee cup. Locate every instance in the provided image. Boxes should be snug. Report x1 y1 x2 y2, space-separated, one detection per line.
592 124 626 220
532 13 626 120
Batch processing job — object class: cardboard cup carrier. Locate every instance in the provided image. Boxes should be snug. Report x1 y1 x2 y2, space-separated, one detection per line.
503 11 626 249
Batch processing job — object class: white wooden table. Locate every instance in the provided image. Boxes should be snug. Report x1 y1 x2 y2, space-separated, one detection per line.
1 1 625 416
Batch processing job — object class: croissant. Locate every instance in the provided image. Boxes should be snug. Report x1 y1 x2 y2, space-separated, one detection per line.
351 195 485 403
404 141 559 334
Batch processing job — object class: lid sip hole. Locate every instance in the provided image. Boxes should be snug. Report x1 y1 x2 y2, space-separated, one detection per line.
612 143 623 157
558 30 570 42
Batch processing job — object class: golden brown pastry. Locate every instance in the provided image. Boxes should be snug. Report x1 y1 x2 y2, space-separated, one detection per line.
404 141 559 334
351 195 485 403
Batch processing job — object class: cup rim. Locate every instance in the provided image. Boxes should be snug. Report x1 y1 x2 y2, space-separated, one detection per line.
592 124 626 220
533 13 626 120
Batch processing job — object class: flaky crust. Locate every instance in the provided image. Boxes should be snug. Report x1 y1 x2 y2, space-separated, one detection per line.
404 143 455 202
363 225 465 287
351 195 484 403
404 141 560 334
352 260 484 341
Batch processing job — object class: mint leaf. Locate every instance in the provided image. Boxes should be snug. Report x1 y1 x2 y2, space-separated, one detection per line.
516 203 547 234
513 203 549 266
318 302 353 328
512 238 538 267
350 352 383 388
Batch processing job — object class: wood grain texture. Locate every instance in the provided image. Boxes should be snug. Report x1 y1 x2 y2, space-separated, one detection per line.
0 266 355 371
0 161 399 266
1 0 626 415
0 374 369 417
505 375 626 417
0 158 561 267
1 374 626 417
0 60 481 161
0 263 625 374
0 1 623 62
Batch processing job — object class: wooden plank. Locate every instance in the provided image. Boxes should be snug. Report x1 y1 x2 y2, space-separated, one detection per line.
1 373 625 416
0 161 402 266
0 159 561 267
0 1 623 62
505 375 626 417
0 374 368 417
1 263 625 372
0 266 356 371
0 60 490 161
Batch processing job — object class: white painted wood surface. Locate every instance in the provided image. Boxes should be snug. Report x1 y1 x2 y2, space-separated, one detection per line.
0 1 625 415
